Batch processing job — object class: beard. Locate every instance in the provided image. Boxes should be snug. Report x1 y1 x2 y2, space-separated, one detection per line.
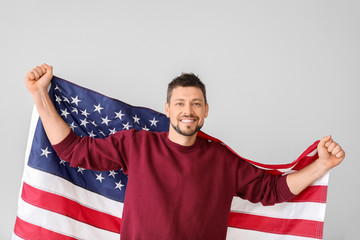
170 121 203 137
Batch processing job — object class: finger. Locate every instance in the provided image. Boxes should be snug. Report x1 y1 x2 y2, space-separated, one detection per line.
26 72 35 81
325 139 333 148
327 142 337 153
318 135 331 149
42 63 53 73
32 67 41 80
39 65 46 74
336 150 345 158
35 66 45 76
331 145 341 156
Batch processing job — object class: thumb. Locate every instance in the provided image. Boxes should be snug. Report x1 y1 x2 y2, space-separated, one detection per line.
318 135 331 149
42 63 53 75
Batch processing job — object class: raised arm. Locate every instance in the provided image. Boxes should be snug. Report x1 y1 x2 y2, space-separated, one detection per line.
25 63 71 144
286 135 345 195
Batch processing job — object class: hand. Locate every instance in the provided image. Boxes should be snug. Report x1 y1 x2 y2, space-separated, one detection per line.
317 135 345 170
25 63 53 96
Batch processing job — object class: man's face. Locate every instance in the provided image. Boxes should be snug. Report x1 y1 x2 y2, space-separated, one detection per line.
165 86 209 137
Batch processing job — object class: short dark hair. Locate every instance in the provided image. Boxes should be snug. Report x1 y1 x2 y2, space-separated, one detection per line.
167 73 207 103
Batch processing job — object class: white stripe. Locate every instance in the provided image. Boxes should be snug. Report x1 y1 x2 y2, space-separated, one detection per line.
307 148 318 157
17 199 120 240
23 166 124 218
282 171 329 186
226 227 319 240
230 197 326 222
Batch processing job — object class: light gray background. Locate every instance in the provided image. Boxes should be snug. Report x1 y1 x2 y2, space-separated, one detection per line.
1 0 359 239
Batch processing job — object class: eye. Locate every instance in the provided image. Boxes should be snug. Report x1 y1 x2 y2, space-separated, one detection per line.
175 102 183 106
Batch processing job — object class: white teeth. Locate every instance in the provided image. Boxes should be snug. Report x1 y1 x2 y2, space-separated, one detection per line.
181 119 195 123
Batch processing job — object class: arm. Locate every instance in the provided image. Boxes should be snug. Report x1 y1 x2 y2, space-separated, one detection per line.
25 64 71 144
286 135 345 195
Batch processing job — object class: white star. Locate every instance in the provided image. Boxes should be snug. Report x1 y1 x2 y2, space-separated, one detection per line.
122 122 132 130
71 95 82 106
99 130 106 137
68 121 77 131
77 167 85 174
59 159 66 166
94 103 104 114
95 173 105 183
60 108 70 119
101 116 111 126
81 109 90 118
80 118 89 128
109 128 117 135
63 96 70 104
55 95 62 105
115 110 125 120
108 170 118 178
115 180 125 191
90 120 98 127
71 107 79 114
149 117 159 127
133 115 141 124
54 85 61 92
88 130 96 138
142 125 150 131
40 147 52 158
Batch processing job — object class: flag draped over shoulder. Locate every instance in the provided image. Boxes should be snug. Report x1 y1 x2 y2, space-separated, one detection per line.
13 76 328 240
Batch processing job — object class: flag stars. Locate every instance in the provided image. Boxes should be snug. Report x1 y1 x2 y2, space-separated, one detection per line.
149 117 159 127
142 125 150 131
90 120 98 127
40 147 52 158
81 109 90 118
59 159 66 166
133 115 140 124
71 95 82 106
55 95 62 105
109 128 117 135
122 122 132 130
63 96 70 104
80 118 90 128
94 103 104 114
68 122 77 131
95 173 105 183
71 107 79 114
77 167 85 174
108 170 118 178
115 180 125 191
88 130 96 138
60 108 70 119
115 110 125 120
101 116 112 126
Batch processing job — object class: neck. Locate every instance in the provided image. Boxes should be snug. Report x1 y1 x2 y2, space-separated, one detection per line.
167 128 197 146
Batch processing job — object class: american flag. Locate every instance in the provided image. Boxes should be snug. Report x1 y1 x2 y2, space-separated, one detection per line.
13 76 328 240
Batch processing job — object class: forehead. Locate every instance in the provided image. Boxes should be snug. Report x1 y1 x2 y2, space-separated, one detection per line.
170 86 205 101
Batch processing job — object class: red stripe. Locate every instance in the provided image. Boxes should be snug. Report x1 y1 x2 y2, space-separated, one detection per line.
198 131 320 172
290 185 328 203
228 212 324 239
14 217 77 240
21 182 121 234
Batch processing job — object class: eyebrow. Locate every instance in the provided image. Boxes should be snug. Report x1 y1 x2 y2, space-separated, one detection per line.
174 98 204 102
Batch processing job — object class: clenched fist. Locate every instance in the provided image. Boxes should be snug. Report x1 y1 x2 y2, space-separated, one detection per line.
25 63 53 96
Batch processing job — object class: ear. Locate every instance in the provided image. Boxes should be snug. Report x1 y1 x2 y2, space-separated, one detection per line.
204 103 209 118
165 102 170 118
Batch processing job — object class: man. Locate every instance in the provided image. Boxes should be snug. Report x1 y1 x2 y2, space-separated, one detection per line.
25 63 345 240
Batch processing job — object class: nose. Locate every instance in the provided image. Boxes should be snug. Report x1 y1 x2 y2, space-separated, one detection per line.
183 103 193 116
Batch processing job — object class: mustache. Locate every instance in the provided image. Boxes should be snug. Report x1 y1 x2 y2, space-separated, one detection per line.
179 115 199 119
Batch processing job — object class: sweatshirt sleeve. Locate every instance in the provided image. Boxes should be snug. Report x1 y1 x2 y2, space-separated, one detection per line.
235 158 296 206
52 129 136 174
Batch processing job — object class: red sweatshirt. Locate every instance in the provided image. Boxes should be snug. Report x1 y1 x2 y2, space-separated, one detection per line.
53 129 295 240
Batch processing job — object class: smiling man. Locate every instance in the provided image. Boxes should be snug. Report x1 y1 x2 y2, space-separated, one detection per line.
25 64 345 240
